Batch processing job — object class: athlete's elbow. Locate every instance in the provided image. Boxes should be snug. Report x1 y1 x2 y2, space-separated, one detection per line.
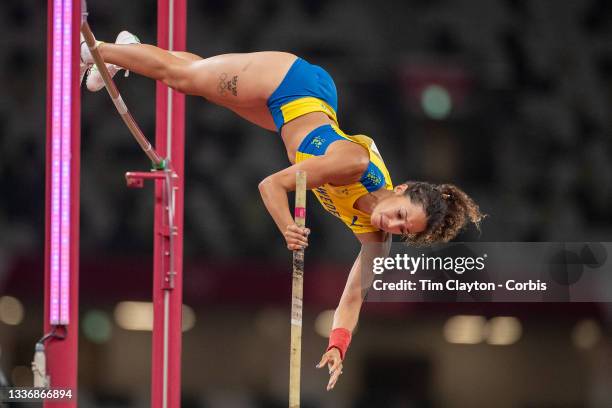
258 176 273 197
259 174 291 195
258 177 269 191
258 176 281 199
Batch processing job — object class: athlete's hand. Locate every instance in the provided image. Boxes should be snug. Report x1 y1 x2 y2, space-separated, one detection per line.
317 348 343 391
284 223 310 251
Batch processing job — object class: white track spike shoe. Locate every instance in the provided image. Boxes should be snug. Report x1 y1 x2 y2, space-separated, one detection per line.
80 32 97 64
86 31 140 92
80 32 93 85
80 60 88 85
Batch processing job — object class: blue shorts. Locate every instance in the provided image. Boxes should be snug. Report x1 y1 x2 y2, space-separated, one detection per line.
267 57 339 131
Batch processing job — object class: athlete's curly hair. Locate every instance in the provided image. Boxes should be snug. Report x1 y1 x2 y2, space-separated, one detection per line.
401 181 484 245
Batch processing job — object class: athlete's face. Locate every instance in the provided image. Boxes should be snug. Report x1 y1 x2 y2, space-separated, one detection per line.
370 184 427 235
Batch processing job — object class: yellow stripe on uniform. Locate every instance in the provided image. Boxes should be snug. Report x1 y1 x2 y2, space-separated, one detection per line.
281 97 338 126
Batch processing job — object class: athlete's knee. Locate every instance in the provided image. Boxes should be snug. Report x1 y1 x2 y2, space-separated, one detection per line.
163 61 195 94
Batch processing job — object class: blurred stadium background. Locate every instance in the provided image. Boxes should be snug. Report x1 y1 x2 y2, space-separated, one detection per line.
1 0 612 406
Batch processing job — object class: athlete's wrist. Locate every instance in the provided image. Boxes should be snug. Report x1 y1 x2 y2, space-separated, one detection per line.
327 327 352 360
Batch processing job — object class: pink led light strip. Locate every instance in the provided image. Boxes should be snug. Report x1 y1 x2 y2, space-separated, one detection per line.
50 0 72 325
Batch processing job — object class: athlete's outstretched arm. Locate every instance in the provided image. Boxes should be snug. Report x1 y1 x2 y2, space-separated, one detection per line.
258 144 368 250
317 231 391 390
333 231 391 331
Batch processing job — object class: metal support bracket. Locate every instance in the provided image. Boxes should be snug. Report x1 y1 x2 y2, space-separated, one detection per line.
125 169 179 290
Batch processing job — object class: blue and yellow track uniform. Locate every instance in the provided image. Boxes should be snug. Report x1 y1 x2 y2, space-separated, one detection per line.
267 58 393 234
296 124 393 233
267 57 338 130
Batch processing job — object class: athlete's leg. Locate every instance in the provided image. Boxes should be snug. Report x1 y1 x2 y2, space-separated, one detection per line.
96 43 192 90
97 44 295 107
92 43 294 130
226 105 277 131
168 51 276 130
186 52 297 107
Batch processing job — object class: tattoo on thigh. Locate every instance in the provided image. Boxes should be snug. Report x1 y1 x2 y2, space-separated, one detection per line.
217 73 238 97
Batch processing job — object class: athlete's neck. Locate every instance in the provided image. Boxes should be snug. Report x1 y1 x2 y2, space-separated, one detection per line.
354 188 395 214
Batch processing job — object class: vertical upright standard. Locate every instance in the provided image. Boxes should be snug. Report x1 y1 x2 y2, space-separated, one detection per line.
289 171 307 408
151 1 187 407
44 0 81 406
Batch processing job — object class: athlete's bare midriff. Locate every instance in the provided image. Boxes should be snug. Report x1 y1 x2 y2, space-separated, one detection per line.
281 112 336 164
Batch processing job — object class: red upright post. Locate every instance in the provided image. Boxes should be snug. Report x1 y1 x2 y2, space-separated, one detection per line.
151 1 186 407
44 0 81 406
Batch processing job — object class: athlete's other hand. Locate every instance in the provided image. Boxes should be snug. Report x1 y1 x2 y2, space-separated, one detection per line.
284 223 310 251
317 348 343 391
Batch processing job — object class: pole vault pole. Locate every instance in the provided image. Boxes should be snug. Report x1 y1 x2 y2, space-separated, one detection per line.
151 1 186 407
289 171 307 408
41 0 81 406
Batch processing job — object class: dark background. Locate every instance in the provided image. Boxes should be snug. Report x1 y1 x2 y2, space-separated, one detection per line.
1 0 612 407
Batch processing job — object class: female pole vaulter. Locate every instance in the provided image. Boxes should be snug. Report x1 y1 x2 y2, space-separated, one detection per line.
80 32 484 390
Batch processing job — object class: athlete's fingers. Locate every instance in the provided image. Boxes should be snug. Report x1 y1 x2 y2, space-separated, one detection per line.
316 354 330 369
286 240 307 250
327 371 342 390
286 224 301 233
285 230 309 243
328 356 341 375
287 224 310 237
285 230 308 239
284 224 310 251
286 233 308 246
327 363 343 391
